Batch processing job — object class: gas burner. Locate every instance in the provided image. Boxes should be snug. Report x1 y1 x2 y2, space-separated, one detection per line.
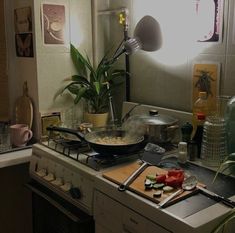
53 138 89 156
42 137 143 171
81 151 143 171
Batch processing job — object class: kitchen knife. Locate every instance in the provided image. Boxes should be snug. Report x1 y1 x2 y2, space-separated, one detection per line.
197 186 235 208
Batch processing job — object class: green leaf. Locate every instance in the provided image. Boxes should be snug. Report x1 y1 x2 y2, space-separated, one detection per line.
71 44 93 72
212 158 235 183
71 75 90 86
74 87 87 104
68 85 80 95
93 81 101 94
70 44 87 77
211 209 235 233
107 70 127 82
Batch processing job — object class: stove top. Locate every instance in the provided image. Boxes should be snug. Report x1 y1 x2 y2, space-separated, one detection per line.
41 138 144 171
41 126 178 171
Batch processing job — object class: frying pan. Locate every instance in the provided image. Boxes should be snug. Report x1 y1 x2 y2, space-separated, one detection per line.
46 126 147 156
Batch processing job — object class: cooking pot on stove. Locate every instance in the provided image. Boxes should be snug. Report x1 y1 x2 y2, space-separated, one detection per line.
125 110 179 143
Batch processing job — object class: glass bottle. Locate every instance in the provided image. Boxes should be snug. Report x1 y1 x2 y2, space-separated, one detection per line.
226 96 235 154
192 92 209 138
192 112 206 158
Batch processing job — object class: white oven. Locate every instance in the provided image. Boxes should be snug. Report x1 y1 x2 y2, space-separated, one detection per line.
28 144 98 233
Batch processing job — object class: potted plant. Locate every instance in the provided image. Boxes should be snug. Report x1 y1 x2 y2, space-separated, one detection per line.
56 44 126 127
211 153 235 233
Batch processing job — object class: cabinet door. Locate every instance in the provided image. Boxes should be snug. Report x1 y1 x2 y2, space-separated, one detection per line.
122 208 170 233
96 224 116 233
122 208 147 233
147 220 171 233
94 191 123 233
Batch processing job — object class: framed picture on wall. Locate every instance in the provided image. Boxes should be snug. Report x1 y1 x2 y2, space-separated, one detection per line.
14 7 32 33
41 3 69 45
15 33 34 57
195 0 224 43
192 63 221 112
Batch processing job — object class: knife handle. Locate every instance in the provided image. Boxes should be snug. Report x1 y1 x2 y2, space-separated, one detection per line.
215 195 235 208
198 186 235 208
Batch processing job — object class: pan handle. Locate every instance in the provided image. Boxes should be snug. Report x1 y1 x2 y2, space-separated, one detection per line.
46 126 85 141
118 162 149 192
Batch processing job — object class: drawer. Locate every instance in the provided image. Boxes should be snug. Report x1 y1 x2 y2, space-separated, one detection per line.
94 191 123 232
147 220 171 233
122 208 147 233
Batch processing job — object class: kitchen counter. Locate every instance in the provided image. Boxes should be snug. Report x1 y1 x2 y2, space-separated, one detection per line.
94 156 235 233
0 146 32 168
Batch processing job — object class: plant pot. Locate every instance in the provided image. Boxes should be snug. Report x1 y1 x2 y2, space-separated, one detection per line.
84 112 109 128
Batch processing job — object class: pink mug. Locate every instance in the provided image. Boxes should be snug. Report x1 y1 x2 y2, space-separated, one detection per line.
10 124 33 147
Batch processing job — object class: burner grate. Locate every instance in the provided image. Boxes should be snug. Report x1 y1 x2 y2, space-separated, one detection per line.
43 131 177 171
43 137 143 171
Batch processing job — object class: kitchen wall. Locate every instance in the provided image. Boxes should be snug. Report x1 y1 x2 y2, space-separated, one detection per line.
5 0 38 133
5 0 93 139
4 0 235 137
109 0 235 112
33 0 92 133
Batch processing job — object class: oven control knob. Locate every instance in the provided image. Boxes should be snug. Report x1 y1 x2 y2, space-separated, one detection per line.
70 187 81 199
60 182 72 192
43 173 55 182
51 177 63 186
36 169 47 177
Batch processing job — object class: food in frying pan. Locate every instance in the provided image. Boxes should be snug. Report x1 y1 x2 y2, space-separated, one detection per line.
94 136 139 145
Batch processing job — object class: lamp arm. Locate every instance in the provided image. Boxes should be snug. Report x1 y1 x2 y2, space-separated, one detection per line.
104 80 118 126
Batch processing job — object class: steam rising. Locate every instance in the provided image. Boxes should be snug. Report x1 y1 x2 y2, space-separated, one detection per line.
122 116 146 140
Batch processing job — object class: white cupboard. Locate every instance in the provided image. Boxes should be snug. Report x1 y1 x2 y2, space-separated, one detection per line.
94 190 171 233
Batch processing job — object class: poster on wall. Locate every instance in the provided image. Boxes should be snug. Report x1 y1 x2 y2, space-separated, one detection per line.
14 7 34 57
195 0 224 43
14 7 32 33
41 3 68 45
15 33 34 57
192 63 220 112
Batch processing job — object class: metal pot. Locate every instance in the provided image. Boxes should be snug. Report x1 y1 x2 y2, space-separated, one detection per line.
127 110 179 143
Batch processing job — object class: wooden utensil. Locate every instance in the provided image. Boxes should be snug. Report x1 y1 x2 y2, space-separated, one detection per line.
15 81 33 129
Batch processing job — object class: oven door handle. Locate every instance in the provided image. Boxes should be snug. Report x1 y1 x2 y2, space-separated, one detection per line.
25 183 80 223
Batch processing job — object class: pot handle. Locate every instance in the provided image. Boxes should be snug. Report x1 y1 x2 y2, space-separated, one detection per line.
166 125 179 131
46 126 85 141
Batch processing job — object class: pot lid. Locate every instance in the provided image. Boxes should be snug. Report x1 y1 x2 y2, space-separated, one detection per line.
130 110 178 125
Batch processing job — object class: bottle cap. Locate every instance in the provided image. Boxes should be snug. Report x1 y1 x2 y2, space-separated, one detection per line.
196 112 206 120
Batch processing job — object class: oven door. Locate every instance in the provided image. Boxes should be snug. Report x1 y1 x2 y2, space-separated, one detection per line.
26 180 94 233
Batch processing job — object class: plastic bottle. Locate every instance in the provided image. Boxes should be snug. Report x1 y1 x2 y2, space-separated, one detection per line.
192 113 206 158
226 96 235 154
192 92 209 138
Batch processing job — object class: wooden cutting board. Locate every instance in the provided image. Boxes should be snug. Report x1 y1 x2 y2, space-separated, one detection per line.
103 162 205 206
15 81 33 129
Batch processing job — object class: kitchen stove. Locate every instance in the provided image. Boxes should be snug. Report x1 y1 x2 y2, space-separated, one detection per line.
42 133 144 171
29 102 235 233
29 102 189 218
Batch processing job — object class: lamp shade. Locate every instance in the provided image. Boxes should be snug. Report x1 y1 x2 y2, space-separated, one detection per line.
134 15 162 52
123 15 162 55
